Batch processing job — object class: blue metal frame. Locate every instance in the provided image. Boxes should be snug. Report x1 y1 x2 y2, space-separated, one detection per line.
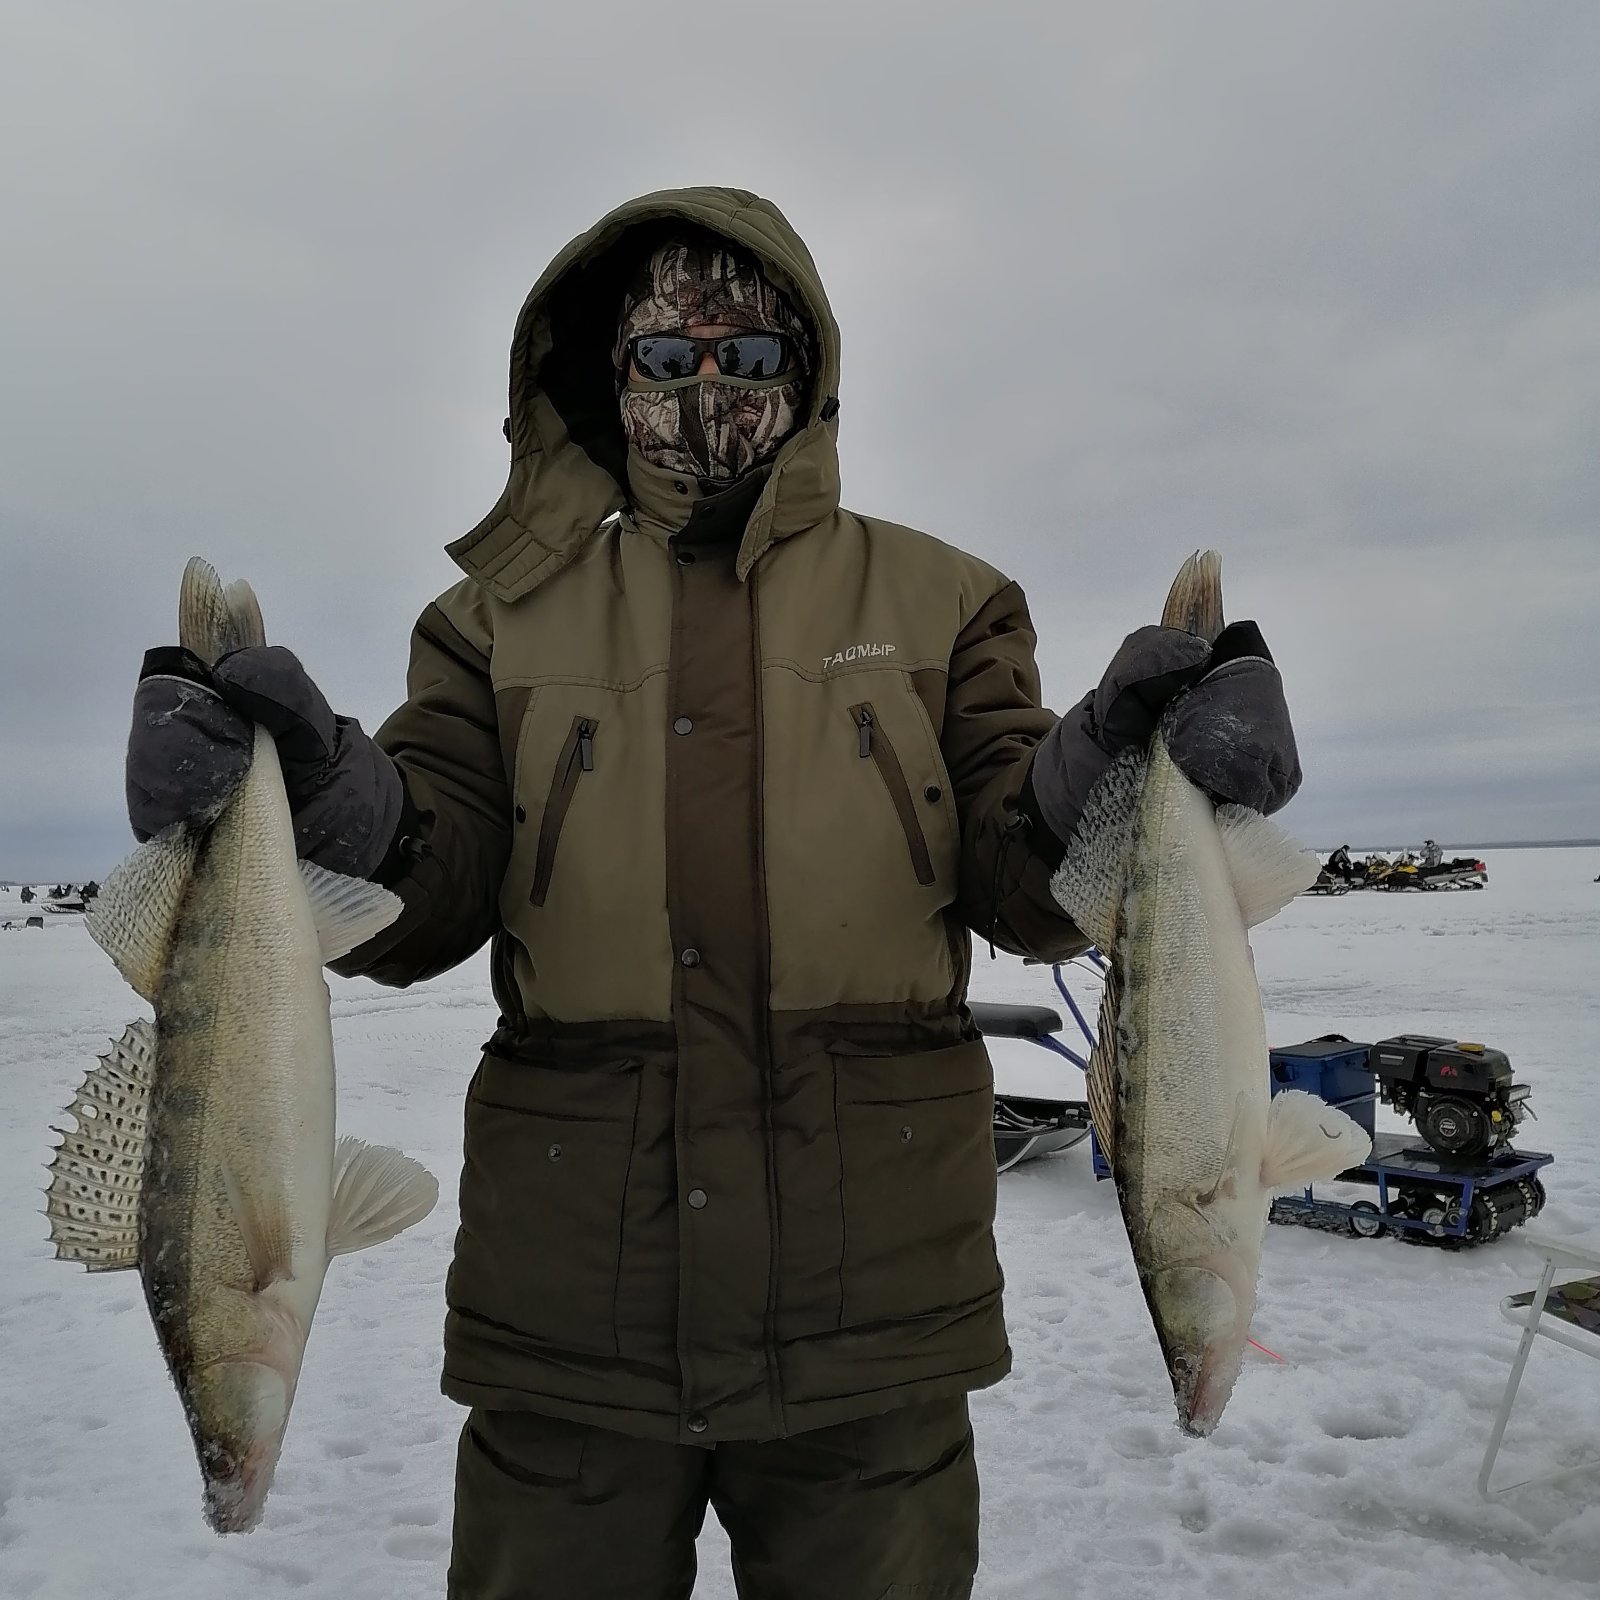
1271 1136 1553 1241
1011 960 1555 1229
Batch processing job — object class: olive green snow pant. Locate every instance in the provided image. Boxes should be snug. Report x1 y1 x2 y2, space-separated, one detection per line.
447 1396 979 1599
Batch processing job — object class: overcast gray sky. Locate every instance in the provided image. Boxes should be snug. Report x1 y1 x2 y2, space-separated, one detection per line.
2 0 1596 878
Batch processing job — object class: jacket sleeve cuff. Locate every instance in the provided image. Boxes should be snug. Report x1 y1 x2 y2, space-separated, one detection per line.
1022 695 1111 856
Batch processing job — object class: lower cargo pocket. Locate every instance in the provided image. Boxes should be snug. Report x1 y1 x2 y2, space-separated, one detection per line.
451 1053 641 1358
833 1039 1002 1327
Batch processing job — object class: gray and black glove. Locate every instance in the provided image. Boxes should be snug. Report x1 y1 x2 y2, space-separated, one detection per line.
126 645 405 880
1025 620 1301 854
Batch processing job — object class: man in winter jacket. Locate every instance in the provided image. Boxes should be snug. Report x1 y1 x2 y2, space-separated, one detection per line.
126 187 1300 1599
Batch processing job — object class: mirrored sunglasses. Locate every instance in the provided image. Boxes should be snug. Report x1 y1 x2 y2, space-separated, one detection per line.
628 332 792 382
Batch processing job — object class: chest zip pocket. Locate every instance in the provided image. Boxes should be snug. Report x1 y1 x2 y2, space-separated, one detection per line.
530 715 597 906
851 703 936 886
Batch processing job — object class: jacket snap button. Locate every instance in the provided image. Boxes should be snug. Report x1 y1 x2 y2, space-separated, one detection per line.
687 1414 709 1434
673 716 694 735
900 1125 914 1144
687 1188 708 1210
515 803 527 823
676 549 696 565
680 947 702 968
923 785 942 803
547 1143 563 1161
673 480 689 495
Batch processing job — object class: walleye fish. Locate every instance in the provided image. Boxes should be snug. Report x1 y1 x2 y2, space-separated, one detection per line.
1052 551 1371 1436
45 558 437 1533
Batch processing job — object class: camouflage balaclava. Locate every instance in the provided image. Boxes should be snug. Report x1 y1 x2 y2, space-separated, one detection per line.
615 236 812 484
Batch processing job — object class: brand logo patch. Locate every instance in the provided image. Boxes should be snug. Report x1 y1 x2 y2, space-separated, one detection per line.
821 642 897 672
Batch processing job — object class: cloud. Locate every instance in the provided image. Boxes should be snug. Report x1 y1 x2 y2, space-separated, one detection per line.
1 0 1596 875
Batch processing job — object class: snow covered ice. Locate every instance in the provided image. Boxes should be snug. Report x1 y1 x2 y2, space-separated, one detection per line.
2 848 1598 1598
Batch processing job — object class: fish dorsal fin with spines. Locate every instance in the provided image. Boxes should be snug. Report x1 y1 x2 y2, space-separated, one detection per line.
44 1020 156 1271
1214 805 1320 927
296 861 404 964
1161 549 1225 645
85 826 202 1000
1259 1089 1373 1191
179 558 267 665
326 1137 439 1256
1049 747 1146 950
1083 955 1124 1168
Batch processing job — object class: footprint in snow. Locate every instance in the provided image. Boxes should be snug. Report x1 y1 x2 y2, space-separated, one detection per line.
391 1504 443 1528
242 1555 314 1589
1210 1515 1288 1556
1316 1406 1409 1441
385 1528 451 1561
1111 1422 1178 1461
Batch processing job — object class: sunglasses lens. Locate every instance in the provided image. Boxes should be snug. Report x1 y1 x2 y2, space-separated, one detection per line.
632 336 699 380
717 334 788 379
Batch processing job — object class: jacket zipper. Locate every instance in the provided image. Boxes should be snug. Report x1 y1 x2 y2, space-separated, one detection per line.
530 715 597 906
850 703 936 886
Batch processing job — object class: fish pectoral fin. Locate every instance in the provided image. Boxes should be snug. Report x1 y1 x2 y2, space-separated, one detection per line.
44 1020 156 1272
219 1158 297 1290
326 1137 439 1257
86 828 203 999
1259 1089 1374 1192
1049 748 1145 950
1198 1093 1253 1206
297 862 403 965
1214 806 1320 927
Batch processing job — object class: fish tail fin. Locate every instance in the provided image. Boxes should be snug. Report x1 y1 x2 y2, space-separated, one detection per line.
179 558 267 663
1260 1090 1373 1192
1161 549 1225 643
225 579 267 650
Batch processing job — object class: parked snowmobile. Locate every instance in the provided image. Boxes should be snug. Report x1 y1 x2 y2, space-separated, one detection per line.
1379 853 1488 891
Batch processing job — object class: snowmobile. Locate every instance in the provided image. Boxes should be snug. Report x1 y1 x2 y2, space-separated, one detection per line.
1301 865 1354 896
1377 856 1488 890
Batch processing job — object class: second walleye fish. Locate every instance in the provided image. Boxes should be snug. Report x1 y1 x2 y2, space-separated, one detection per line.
1052 550 1370 1436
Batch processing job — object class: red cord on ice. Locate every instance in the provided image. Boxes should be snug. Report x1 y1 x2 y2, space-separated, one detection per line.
1248 1337 1286 1363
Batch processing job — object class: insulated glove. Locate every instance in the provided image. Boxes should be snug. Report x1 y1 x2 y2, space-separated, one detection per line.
125 644 404 880
1027 619 1301 851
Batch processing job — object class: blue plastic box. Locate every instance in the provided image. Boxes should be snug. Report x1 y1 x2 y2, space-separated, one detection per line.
1268 1037 1375 1137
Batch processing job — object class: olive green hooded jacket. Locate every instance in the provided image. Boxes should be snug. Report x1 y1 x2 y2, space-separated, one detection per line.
339 187 1088 1445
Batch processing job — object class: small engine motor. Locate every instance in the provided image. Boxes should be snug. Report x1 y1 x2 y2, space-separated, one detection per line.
1368 1034 1531 1160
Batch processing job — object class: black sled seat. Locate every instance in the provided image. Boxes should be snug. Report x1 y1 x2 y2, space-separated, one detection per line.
970 1003 1092 1171
969 1002 1064 1039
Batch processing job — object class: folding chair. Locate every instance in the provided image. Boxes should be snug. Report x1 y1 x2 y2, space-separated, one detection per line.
1478 1231 1600 1498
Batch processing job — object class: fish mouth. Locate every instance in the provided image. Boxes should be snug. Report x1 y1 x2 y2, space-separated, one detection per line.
1177 1338 1244 1437
201 1431 283 1534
